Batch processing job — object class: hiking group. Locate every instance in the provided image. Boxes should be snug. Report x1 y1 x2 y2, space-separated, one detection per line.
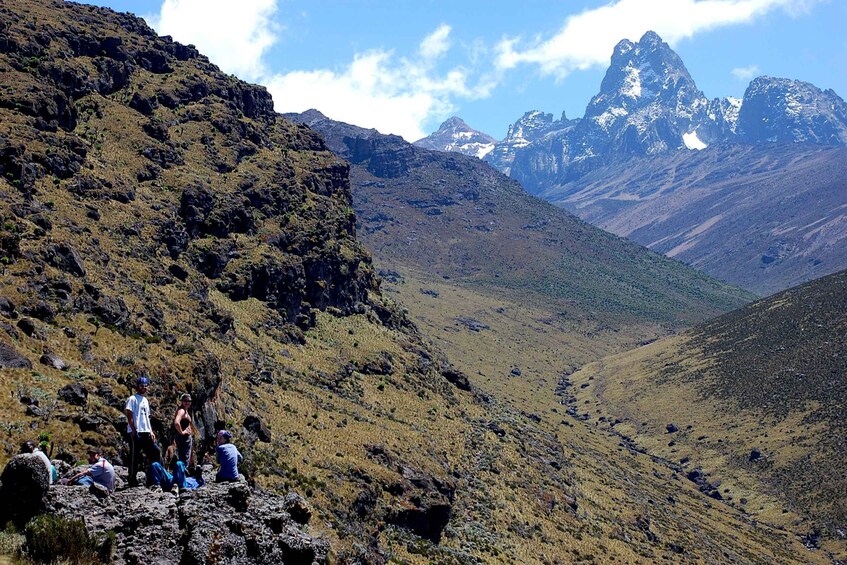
40 375 244 492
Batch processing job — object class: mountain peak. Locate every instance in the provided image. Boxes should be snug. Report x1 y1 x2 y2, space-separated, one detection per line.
413 116 496 158
638 30 664 47
437 116 470 131
738 76 847 144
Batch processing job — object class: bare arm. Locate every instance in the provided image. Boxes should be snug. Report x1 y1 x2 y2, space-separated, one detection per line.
68 468 91 483
125 408 136 433
174 408 188 435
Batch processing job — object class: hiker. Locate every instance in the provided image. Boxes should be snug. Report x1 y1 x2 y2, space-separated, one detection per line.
20 440 54 485
173 393 194 468
215 430 242 482
66 448 115 492
125 376 161 487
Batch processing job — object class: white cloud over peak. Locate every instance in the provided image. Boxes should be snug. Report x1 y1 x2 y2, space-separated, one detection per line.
146 1 486 141
265 28 493 142
496 0 817 78
732 64 760 81
148 0 279 82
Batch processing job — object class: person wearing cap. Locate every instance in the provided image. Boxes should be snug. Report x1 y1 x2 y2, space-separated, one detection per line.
66 448 115 492
173 393 195 468
214 430 242 482
125 376 161 487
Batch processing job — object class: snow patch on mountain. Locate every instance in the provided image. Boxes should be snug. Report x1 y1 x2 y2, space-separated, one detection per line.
683 131 707 150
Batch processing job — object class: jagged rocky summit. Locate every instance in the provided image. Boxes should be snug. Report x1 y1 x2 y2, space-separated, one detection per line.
412 116 496 158
494 31 847 192
415 31 847 194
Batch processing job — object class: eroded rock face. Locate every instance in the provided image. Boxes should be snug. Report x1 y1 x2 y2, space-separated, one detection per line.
363 444 456 543
46 481 328 565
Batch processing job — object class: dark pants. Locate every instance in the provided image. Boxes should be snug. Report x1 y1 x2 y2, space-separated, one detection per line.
128 432 161 487
175 434 193 467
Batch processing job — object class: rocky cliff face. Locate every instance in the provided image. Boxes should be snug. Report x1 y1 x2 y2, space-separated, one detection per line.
483 110 578 178
737 76 847 144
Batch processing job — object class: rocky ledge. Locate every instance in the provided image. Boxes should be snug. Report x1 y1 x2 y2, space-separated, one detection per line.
1 454 328 564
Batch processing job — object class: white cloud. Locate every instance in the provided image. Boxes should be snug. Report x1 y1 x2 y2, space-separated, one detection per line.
148 0 279 82
419 24 452 60
265 29 494 142
145 1 487 141
732 64 760 81
496 0 818 78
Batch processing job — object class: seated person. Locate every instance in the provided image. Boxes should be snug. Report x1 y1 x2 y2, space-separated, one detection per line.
20 440 54 485
67 448 115 492
215 430 242 482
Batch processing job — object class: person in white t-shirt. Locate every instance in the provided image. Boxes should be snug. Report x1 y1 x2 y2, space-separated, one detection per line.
20 440 53 485
125 376 161 487
67 448 115 492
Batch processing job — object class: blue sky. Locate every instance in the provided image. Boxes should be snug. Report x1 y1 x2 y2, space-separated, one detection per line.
84 0 847 142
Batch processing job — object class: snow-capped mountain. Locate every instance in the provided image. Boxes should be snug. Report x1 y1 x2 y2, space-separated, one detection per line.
500 31 726 192
737 77 847 144
484 110 578 175
413 116 497 158
572 31 711 160
417 31 847 196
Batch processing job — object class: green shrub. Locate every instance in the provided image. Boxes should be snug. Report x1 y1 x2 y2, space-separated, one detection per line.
24 515 96 564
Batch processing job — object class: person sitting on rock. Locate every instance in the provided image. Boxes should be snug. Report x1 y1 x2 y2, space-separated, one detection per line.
66 448 115 492
20 440 53 485
215 430 242 482
125 376 161 487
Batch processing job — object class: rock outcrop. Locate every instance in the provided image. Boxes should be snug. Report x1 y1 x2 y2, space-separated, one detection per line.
0 454 330 565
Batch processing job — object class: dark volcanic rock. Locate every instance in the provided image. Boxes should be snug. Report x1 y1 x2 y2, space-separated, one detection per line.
243 415 272 443
0 296 16 317
41 351 69 371
442 368 471 391
45 242 86 277
58 382 88 405
0 454 50 527
0 340 32 368
282 492 313 525
43 481 329 565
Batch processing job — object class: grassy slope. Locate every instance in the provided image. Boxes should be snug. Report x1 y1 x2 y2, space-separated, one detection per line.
288 111 754 414
568 269 847 560
280 114 837 560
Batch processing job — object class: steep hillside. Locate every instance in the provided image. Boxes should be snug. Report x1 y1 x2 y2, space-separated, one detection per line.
544 142 847 295
286 109 753 407
0 1 827 563
568 269 847 560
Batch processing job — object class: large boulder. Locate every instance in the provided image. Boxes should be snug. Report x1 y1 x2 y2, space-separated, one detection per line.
0 340 31 368
58 382 88 406
0 454 51 526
